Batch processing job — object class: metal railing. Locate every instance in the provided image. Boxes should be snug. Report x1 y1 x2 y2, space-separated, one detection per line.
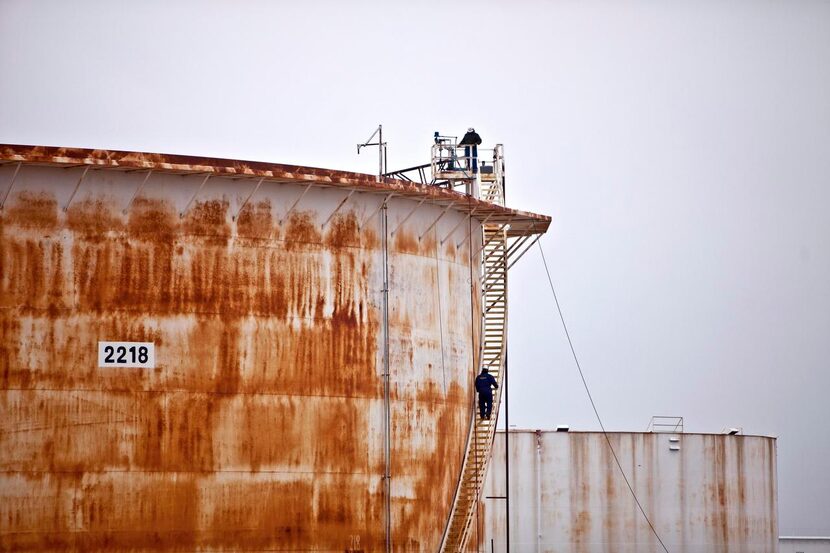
382 140 505 202
430 142 504 199
431 144 502 177
647 416 684 433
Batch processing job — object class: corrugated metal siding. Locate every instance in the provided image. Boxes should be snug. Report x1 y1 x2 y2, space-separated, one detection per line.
0 164 482 551
481 431 778 553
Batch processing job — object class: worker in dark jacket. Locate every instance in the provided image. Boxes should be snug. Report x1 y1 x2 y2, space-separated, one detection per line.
475 367 498 420
459 127 482 174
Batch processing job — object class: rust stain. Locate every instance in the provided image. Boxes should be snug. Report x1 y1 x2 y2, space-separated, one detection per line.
183 199 231 244
205 478 315 548
4 191 58 230
0 473 200 550
1 233 68 313
360 222 380 251
389 382 466 548
284 210 321 248
393 229 419 255
0 318 22 387
127 197 178 243
569 433 591 553
325 212 360 249
45 240 67 316
236 199 276 240
67 198 123 240
215 320 242 394
712 434 730 546
602 433 617 549
420 233 437 257
444 238 457 261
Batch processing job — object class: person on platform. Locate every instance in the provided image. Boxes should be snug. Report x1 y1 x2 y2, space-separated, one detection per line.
475 367 498 420
459 127 482 174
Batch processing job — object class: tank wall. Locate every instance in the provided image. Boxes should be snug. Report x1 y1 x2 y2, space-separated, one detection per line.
0 164 481 551
481 431 778 553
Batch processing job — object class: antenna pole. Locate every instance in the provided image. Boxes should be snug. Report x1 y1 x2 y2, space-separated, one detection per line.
379 125 384 176
357 124 387 177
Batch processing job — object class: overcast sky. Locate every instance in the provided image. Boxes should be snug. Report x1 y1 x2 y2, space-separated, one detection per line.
2 0 828 537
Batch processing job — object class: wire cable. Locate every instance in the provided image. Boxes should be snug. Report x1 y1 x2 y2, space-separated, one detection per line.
537 240 670 553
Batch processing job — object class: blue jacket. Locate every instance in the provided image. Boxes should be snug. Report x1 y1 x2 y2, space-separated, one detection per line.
475 372 498 395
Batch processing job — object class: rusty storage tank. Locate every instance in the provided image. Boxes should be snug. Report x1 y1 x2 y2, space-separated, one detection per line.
481 430 779 552
0 144 549 551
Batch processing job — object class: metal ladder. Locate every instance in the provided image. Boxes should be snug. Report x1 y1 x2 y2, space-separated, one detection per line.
440 177 508 552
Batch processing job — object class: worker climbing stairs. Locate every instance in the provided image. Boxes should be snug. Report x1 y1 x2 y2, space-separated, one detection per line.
440 157 509 552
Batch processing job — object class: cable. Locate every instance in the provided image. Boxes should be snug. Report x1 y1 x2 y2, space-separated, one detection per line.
537 240 670 553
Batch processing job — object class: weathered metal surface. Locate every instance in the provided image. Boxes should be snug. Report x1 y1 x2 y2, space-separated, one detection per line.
0 144 551 237
0 161 484 551
481 430 779 553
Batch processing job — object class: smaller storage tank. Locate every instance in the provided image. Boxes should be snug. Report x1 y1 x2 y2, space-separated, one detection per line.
481 430 778 553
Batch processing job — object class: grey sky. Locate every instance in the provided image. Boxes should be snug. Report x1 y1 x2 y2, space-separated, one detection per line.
2 0 828 537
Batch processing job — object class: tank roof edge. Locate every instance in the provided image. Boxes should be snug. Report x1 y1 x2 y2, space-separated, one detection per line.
498 429 777 440
0 143 551 235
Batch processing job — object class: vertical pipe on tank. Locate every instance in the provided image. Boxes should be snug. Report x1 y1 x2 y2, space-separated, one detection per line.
504 349 510 553
504 178 510 553
536 429 542 553
381 198 392 552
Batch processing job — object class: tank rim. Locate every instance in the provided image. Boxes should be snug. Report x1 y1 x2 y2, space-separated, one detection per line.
0 143 551 236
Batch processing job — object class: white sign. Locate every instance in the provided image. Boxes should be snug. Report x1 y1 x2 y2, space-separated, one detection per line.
98 342 155 368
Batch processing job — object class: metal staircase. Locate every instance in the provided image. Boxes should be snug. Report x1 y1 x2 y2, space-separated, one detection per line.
440 163 509 552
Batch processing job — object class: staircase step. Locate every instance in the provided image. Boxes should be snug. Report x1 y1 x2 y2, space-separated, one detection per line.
442 230 508 553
